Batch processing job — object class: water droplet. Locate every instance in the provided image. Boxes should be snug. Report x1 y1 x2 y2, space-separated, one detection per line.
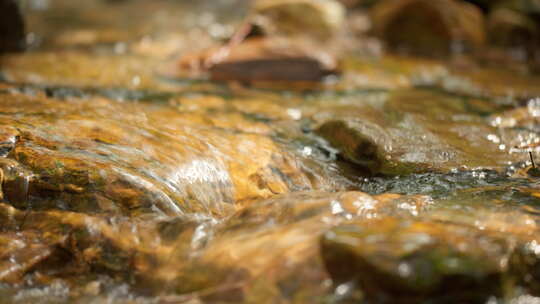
286 108 302 120
131 76 141 87
335 282 353 297
301 146 313 157
528 98 540 117
398 262 412 277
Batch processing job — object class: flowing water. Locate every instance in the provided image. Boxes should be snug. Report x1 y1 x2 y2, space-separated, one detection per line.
1 0 540 303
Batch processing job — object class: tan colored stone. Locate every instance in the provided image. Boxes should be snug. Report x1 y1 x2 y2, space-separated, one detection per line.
371 0 485 57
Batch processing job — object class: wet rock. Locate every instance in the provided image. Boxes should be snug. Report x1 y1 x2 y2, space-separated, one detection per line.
0 190 430 301
320 181 540 302
10 182 540 302
485 0 540 71
337 0 379 9
320 215 540 303
252 0 346 41
371 0 485 57
0 158 32 209
424 194 540 297
338 0 361 8
489 98 540 165
177 35 339 83
0 89 351 217
489 98 540 130
206 37 338 83
2 52 164 90
0 201 195 289
0 0 25 53
313 89 520 175
0 231 60 284
448 65 540 100
162 191 431 301
484 8 539 71
488 8 537 55
176 0 345 83
496 0 540 14
339 54 540 100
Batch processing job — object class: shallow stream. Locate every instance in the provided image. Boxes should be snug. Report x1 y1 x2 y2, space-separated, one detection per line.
2 1 540 303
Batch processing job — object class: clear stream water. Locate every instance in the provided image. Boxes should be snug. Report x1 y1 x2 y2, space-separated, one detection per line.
1 0 540 303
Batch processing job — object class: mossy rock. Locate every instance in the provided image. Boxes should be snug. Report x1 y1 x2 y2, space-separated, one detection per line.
321 218 511 303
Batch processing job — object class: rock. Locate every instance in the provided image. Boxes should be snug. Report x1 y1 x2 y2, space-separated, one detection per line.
176 0 345 83
371 0 485 57
490 97 540 132
0 190 431 300
0 201 198 289
483 8 538 71
320 214 540 303
422 192 540 297
496 0 540 14
206 37 339 83
488 8 537 53
337 0 378 9
0 89 348 218
483 1 540 72
0 231 60 283
464 0 492 12
6 181 528 302
253 0 346 41
0 0 25 53
330 52 540 99
488 98 540 172
318 180 540 303
177 36 339 83
3 0 540 302
161 191 431 300
313 89 521 175
338 0 361 8
2 52 163 90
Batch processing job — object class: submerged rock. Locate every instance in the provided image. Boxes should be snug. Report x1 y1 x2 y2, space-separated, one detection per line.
0 89 348 218
320 179 540 303
320 217 522 303
0 230 61 284
313 89 520 175
0 190 431 300
488 98 540 171
133 191 432 299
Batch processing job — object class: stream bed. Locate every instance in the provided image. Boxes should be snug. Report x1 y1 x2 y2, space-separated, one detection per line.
2 0 540 303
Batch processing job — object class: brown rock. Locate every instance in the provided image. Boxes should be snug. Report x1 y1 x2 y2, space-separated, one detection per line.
371 0 485 57
0 90 347 218
176 0 345 83
320 216 536 303
485 8 538 70
210 38 338 83
0 0 25 54
0 190 431 300
178 36 339 83
313 89 520 175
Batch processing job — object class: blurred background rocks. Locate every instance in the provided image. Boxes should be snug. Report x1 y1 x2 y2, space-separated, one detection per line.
0 0 25 53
